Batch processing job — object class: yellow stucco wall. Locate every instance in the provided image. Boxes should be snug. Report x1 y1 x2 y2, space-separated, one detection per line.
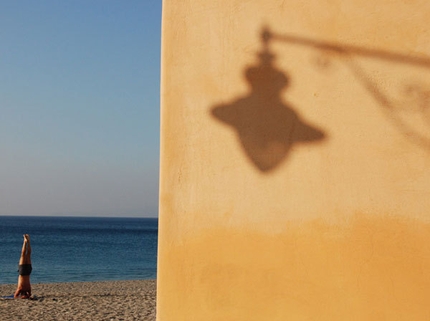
157 1 430 320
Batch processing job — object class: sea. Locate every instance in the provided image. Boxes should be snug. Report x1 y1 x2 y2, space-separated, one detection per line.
0 216 158 285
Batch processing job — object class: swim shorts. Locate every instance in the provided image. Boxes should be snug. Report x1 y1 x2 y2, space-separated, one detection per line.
18 264 32 276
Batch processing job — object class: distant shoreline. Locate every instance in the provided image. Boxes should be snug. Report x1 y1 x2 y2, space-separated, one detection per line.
0 215 158 219
0 278 156 286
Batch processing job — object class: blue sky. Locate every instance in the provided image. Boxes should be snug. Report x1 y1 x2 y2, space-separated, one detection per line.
0 1 161 217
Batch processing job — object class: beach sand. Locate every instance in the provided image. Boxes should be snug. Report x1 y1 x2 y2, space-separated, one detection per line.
0 279 156 321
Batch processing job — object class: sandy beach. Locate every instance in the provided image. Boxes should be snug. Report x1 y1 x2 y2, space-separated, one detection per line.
0 279 156 321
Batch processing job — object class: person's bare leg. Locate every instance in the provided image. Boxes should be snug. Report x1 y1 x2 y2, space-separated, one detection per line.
24 234 31 263
19 234 31 265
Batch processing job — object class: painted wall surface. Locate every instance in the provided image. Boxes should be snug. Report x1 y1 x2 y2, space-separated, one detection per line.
157 1 430 320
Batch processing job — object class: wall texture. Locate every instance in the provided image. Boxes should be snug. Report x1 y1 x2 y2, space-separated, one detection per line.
157 1 430 320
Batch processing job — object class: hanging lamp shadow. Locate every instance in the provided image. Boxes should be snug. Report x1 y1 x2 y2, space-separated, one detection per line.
211 27 326 172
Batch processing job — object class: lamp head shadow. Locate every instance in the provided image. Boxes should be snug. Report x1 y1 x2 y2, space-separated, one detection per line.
211 29 326 172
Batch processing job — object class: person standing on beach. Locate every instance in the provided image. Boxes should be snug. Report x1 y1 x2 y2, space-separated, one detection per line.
14 234 32 299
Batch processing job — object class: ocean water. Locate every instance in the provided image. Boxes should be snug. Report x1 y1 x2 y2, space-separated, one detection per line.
0 216 158 284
